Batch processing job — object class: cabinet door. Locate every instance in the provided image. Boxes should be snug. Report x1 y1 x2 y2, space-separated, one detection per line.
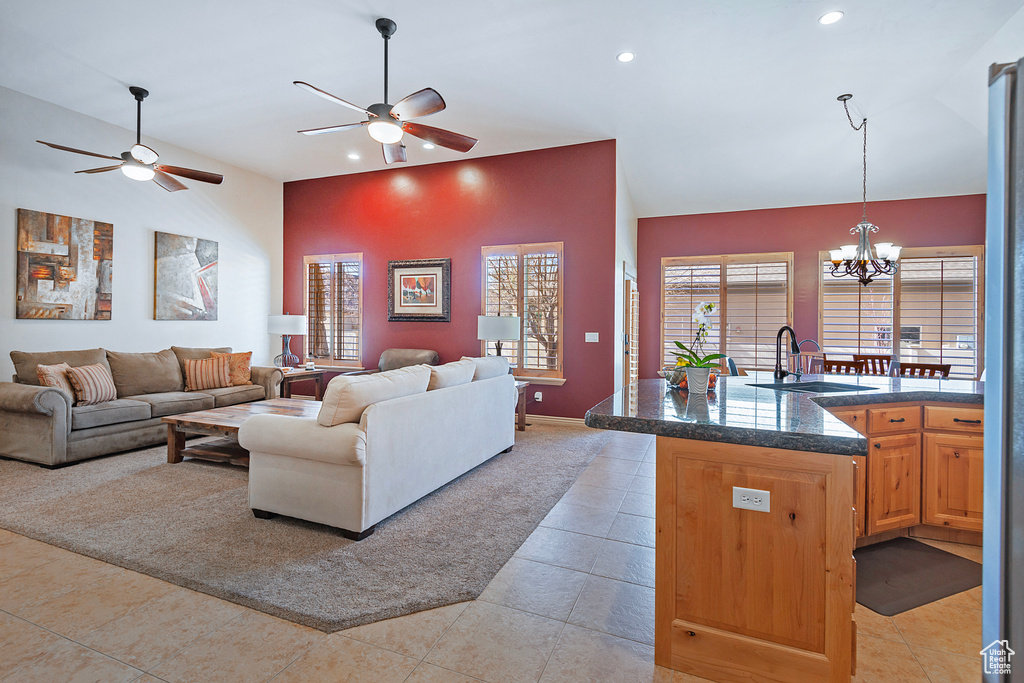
867 433 921 535
923 433 984 532
831 409 868 436
852 455 867 538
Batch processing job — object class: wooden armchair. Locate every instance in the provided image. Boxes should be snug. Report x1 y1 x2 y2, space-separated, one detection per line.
823 359 865 375
898 362 951 378
853 354 890 376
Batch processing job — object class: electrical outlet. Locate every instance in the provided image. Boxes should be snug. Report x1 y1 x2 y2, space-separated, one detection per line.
732 486 770 512
534 391 543 402
585 332 599 342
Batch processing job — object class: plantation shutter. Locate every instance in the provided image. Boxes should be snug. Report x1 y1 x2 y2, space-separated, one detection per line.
483 251 521 367
523 248 561 371
307 262 331 359
897 254 981 379
333 258 361 363
303 254 362 367
724 259 790 369
820 262 894 358
661 260 721 368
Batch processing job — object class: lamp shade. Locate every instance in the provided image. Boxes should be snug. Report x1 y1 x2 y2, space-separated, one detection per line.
268 314 307 335
478 315 520 341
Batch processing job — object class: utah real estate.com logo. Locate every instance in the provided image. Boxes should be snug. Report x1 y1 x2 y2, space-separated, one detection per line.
981 640 1015 675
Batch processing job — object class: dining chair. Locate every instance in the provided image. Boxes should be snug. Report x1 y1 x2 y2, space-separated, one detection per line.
823 359 865 375
853 354 890 376
898 362 952 378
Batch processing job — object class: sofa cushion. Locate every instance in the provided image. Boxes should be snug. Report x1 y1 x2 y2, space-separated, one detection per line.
71 398 152 430
318 365 430 427
127 391 215 418
170 346 232 376
11 348 110 386
106 349 184 397
66 363 118 406
210 351 253 386
36 362 75 397
378 348 440 372
201 384 266 408
427 359 476 391
184 356 231 391
461 356 511 381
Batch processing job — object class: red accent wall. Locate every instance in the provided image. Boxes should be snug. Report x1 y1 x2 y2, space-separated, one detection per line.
637 194 987 378
283 140 618 418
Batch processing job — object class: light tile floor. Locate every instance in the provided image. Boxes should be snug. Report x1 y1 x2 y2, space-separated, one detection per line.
0 431 984 682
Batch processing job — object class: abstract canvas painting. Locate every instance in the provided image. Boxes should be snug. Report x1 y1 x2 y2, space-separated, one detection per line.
154 231 218 320
16 208 113 320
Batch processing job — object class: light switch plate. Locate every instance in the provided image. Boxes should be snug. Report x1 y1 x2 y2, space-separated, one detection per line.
585 332 599 342
732 486 770 512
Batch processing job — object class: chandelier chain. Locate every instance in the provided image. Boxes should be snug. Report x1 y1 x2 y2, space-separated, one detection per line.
842 98 868 221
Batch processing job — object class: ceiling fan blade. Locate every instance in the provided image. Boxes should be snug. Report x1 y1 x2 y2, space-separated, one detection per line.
74 165 123 174
401 122 477 153
391 88 446 120
37 140 121 161
382 142 407 164
298 121 369 136
155 164 224 185
152 170 188 192
294 81 373 117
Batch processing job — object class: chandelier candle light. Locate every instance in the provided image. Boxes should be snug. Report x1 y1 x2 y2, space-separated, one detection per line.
829 94 901 286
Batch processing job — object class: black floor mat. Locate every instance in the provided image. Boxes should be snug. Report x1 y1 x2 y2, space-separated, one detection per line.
854 537 982 616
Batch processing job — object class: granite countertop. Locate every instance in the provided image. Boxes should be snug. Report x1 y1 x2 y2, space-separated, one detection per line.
584 372 984 456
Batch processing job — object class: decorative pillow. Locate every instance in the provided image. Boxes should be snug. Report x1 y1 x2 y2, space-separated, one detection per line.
427 359 476 391
317 365 431 427
36 362 75 396
183 356 232 391
65 363 118 406
461 356 511 381
211 351 254 386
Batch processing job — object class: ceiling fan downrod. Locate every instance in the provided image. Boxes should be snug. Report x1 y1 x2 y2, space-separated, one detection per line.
376 18 397 105
129 86 148 145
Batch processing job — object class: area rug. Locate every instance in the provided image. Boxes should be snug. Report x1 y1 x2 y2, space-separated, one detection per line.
0 423 609 632
854 537 982 616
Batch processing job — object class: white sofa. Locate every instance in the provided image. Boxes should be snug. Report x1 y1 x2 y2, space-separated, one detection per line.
238 361 517 540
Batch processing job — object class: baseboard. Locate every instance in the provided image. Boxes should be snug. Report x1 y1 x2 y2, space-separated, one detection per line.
526 414 586 427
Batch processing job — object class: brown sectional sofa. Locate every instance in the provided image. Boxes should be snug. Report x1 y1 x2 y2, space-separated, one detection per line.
0 346 283 467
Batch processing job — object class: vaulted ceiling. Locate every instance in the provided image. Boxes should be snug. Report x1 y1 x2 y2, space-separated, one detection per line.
2 0 1022 217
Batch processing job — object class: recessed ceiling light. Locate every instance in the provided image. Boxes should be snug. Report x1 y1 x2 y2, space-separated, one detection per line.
347 153 360 160
423 143 435 150
818 10 844 25
616 52 635 63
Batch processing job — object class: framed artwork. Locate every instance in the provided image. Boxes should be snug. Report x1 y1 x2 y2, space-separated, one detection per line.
16 208 112 320
388 258 451 322
154 231 219 320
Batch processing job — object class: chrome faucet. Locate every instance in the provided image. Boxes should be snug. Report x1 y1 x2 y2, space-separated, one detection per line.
774 326 802 381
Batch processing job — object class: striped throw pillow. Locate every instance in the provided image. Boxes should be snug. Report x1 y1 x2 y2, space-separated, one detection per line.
36 362 75 397
210 351 253 386
65 363 118 406
184 356 231 391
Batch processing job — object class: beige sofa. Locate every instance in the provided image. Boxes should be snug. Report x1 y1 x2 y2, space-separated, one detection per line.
0 346 282 468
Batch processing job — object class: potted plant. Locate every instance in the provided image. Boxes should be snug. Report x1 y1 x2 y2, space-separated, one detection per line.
670 302 725 395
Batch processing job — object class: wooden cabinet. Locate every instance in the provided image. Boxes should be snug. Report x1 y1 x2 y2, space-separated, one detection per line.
831 409 867 436
924 405 984 434
853 455 866 538
867 433 922 535
868 405 922 435
923 432 984 532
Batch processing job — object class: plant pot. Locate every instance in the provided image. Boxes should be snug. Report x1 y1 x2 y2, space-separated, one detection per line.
685 366 712 395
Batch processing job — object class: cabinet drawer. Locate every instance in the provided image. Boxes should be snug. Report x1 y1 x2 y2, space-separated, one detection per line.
924 406 984 433
868 406 921 435
831 409 868 436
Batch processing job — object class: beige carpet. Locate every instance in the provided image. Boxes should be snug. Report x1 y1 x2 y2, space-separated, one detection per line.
0 424 608 632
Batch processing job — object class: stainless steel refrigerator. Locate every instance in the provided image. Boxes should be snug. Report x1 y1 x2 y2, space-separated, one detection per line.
985 58 1024 682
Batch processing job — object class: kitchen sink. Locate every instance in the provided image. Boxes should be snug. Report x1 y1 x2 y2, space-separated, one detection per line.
749 380 878 394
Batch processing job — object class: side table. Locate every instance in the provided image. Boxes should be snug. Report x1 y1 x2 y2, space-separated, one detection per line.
515 380 529 431
280 368 326 400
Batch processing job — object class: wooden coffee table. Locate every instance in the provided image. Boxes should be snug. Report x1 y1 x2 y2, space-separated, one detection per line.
162 398 321 467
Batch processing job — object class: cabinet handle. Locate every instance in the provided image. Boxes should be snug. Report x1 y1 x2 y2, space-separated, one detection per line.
953 418 981 424
889 417 906 423
874 443 881 449
954 451 961 458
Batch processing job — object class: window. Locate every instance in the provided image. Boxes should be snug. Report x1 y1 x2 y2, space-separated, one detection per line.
819 246 984 378
661 253 793 371
303 253 363 368
481 242 563 378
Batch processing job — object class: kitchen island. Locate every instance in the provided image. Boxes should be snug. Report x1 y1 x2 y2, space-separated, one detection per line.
585 373 984 683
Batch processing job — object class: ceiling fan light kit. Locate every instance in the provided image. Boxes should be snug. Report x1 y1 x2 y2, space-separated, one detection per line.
294 17 478 164
37 85 224 192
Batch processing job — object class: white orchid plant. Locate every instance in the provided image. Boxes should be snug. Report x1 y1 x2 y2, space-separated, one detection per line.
671 301 726 368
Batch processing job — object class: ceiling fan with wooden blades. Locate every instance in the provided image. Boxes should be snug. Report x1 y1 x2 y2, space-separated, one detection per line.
294 17 478 164
37 86 224 192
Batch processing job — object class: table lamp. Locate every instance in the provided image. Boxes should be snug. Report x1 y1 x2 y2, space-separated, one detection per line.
268 314 307 368
478 315 521 356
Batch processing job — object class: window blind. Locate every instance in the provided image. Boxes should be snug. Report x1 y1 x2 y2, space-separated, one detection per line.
303 254 362 367
724 260 790 369
661 261 721 367
820 265 894 358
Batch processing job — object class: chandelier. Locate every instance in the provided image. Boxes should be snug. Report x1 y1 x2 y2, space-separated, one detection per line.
829 94 900 286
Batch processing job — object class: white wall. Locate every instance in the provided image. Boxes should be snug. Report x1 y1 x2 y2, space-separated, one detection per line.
613 148 638 391
0 86 283 380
